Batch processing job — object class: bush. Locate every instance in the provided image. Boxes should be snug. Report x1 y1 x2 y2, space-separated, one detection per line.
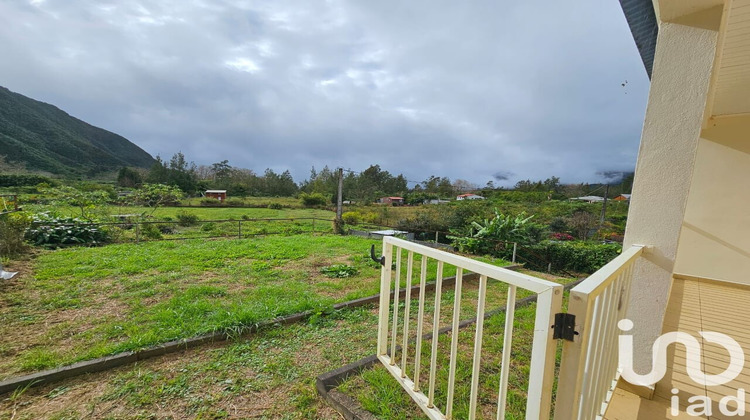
550 232 575 241
299 192 328 207
341 211 362 225
0 212 32 257
521 241 622 274
139 223 163 240
267 203 283 210
176 210 199 226
201 222 216 232
25 212 110 247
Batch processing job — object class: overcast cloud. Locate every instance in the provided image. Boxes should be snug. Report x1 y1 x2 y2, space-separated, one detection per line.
0 0 649 187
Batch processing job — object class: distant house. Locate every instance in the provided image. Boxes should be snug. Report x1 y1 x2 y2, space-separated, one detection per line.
456 193 485 201
205 190 227 201
378 196 404 206
424 199 450 205
613 194 631 201
570 195 605 203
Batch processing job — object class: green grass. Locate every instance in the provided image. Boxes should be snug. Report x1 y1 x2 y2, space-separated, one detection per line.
0 305 382 419
0 234 511 379
0 269 568 420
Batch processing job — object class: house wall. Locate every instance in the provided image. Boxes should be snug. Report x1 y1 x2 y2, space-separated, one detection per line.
674 116 750 284
623 18 718 372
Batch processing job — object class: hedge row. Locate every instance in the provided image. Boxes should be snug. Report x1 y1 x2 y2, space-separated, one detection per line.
519 240 622 274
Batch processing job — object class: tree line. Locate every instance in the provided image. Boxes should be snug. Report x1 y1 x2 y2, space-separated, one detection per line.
114 151 633 202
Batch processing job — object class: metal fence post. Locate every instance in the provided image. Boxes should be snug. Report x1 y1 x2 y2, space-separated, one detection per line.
136 222 140 243
238 220 242 239
512 242 517 263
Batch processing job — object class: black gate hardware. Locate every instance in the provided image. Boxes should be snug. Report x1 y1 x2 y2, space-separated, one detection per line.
552 313 578 341
370 244 385 266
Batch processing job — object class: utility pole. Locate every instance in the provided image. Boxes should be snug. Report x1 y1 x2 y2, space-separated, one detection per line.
335 167 344 234
599 184 609 233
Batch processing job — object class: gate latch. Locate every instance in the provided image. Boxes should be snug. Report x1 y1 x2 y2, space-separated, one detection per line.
552 313 578 341
370 244 385 266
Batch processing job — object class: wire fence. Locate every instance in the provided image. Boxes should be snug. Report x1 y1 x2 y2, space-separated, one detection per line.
29 217 335 245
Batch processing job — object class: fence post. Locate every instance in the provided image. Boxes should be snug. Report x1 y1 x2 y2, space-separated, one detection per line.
512 242 517 263
238 220 242 239
435 231 439 243
136 222 140 243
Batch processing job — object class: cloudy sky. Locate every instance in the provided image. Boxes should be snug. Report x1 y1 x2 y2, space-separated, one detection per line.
0 0 649 187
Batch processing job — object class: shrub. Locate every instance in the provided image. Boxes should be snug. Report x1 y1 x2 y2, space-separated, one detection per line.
0 212 32 257
201 222 216 232
299 192 328 207
140 223 163 240
521 241 622 274
25 212 110 247
176 210 199 226
341 211 362 225
267 203 283 210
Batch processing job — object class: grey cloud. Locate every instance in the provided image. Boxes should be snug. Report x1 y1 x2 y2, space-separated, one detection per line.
0 0 649 186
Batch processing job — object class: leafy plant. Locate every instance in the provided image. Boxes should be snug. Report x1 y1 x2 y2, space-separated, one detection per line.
450 210 544 257
25 212 110 247
267 203 283 210
320 264 359 278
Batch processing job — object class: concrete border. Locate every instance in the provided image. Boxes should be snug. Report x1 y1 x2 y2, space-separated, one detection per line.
315 278 584 420
0 269 528 396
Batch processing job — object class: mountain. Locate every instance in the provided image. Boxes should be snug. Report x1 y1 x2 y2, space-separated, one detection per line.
0 86 155 176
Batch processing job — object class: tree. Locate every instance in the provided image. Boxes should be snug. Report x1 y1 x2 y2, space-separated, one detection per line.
570 210 596 240
211 160 232 179
131 184 184 216
117 167 143 188
43 185 111 221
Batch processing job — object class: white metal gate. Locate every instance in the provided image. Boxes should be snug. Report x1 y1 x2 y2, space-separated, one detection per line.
375 236 563 420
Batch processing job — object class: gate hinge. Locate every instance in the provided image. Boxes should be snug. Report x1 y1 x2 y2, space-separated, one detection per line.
552 313 578 341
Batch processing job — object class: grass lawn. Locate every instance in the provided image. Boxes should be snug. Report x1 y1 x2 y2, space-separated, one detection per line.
0 270 571 420
0 234 510 380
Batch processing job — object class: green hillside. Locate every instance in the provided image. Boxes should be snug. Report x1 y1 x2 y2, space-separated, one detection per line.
0 86 154 176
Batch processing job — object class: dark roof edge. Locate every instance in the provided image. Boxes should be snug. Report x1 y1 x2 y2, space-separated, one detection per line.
618 0 658 79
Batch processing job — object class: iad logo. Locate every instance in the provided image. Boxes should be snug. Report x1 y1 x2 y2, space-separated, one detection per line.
618 319 747 417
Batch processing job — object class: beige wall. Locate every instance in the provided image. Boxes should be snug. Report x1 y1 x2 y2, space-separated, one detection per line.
623 20 718 371
674 116 750 284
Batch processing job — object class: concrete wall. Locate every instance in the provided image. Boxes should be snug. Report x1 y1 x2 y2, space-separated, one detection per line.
674 116 750 284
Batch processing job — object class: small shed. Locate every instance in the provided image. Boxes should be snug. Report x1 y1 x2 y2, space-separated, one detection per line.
205 190 227 201
456 193 485 201
378 196 404 206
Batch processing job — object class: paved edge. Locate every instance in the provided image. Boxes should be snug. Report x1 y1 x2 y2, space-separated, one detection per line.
315 277 584 420
0 268 519 396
